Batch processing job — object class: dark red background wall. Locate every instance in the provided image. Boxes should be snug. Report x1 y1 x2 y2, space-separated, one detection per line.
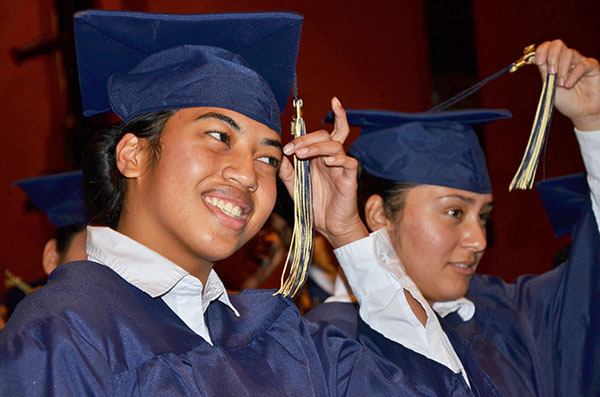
473 1 600 278
1 0 598 296
1 1 69 293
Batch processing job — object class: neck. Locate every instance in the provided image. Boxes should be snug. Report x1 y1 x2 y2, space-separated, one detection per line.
404 289 428 326
116 216 213 286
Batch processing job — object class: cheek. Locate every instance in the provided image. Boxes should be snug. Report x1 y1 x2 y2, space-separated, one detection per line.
172 146 217 185
414 220 451 250
394 216 456 269
255 176 277 217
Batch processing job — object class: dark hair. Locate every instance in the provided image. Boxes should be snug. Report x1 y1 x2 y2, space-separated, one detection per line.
357 167 418 225
82 111 173 228
55 223 86 254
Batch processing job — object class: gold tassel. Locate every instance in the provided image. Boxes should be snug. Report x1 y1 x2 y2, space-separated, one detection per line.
509 72 557 190
508 44 558 190
276 99 315 298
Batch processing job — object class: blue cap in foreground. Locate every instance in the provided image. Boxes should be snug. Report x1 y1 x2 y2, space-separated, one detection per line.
74 10 303 132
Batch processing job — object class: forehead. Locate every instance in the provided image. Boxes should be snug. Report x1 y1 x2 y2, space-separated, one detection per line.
168 107 280 140
408 184 493 206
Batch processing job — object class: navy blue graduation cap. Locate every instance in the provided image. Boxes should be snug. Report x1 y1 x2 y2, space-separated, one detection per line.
536 173 589 237
328 109 512 193
15 171 88 228
73 10 303 132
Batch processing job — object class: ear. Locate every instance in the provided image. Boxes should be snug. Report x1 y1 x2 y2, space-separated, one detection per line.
364 194 392 232
115 133 148 178
42 238 60 275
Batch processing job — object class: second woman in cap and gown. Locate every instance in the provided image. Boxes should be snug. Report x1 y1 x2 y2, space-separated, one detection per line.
308 40 600 396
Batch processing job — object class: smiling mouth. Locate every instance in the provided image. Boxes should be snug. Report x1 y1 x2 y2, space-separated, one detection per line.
452 263 474 269
204 196 244 219
448 261 477 275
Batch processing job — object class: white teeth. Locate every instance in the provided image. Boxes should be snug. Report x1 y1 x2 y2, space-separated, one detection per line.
204 196 243 219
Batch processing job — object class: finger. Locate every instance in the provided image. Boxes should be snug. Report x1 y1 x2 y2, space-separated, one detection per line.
283 129 331 155
277 156 295 196
562 49 584 84
534 41 551 66
564 57 600 88
330 97 350 144
295 140 345 160
556 48 574 87
322 154 359 173
546 39 567 75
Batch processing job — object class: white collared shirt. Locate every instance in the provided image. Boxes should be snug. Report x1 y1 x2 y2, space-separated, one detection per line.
335 228 471 386
576 128 600 227
86 226 239 345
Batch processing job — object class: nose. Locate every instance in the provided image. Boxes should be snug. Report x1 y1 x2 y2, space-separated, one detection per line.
461 218 487 253
222 151 258 193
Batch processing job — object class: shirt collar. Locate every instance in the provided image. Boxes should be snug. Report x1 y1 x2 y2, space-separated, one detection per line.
85 225 239 316
432 298 475 321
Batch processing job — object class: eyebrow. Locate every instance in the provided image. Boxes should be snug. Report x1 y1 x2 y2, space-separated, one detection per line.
197 111 282 151
262 138 282 150
197 112 241 131
481 201 495 211
439 194 495 209
438 194 475 205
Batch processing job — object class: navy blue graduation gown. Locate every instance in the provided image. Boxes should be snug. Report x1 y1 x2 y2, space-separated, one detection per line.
308 303 488 396
307 203 600 396
0 260 441 396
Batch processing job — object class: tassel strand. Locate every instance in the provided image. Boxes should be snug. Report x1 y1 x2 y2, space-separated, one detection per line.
276 98 314 297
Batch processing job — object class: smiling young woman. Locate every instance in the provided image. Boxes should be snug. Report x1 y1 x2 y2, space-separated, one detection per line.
112 107 283 284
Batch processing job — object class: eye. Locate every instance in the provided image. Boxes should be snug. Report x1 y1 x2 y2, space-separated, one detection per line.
207 131 230 146
479 211 492 225
446 209 463 219
257 156 281 169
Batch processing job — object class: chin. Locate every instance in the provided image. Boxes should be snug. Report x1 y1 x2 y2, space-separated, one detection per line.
188 237 238 262
435 284 471 302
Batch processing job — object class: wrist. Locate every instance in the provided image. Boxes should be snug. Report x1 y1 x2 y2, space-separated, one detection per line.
572 114 600 131
326 219 369 248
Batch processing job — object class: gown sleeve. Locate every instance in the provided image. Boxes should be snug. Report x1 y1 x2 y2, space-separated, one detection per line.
0 315 114 395
469 128 600 395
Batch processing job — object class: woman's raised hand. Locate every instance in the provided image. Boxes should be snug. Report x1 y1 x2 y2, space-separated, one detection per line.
279 97 368 248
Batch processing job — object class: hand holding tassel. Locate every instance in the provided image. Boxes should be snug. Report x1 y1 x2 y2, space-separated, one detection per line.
534 40 600 131
280 97 368 249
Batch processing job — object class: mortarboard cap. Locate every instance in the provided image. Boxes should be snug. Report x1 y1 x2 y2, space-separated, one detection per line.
15 171 88 228
536 173 589 237
328 109 512 193
73 10 303 132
